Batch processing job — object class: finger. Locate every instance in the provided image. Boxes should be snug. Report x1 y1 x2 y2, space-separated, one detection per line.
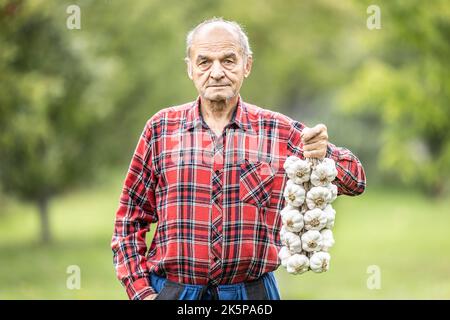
301 127 319 142
304 149 327 159
301 124 327 142
302 140 327 152
303 132 328 144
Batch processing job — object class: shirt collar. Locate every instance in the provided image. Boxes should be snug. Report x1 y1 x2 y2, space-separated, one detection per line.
183 95 254 133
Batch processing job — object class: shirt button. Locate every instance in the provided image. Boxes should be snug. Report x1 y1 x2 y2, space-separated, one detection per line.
215 170 220 175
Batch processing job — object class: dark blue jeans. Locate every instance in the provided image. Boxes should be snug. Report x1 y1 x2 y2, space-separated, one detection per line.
150 272 281 300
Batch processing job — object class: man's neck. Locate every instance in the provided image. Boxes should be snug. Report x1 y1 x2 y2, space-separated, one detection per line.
199 95 239 137
200 95 238 124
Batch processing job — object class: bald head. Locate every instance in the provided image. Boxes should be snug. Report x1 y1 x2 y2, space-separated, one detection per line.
185 18 252 60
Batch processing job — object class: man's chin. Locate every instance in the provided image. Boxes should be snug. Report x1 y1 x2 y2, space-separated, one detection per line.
202 91 236 102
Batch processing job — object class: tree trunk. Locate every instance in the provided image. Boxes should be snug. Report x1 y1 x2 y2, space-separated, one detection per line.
38 197 51 244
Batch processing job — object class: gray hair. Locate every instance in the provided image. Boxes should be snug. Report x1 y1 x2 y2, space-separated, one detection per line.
185 17 253 60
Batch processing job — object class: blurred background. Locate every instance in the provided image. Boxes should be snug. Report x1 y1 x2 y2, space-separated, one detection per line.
0 0 449 299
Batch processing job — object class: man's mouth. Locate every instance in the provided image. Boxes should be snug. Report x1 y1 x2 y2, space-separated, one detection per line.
208 84 230 87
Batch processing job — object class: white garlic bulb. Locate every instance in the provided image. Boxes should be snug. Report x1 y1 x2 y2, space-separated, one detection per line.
326 183 338 203
283 231 302 253
283 155 301 171
280 225 288 243
286 254 310 275
310 158 338 187
306 186 331 210
282 208 304 232
320 229 335 251
303 208 327 231
283 180 306 207
278 246 292 267
280 204 300 218
301 230 322 252
323 158 338 177
285 157 312 184
309 252 331 273
323 204 336 229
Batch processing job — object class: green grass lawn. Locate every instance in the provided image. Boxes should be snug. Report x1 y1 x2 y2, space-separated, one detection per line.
1 173 449 299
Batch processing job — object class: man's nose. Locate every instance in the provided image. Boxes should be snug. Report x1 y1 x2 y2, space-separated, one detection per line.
210 61 225 80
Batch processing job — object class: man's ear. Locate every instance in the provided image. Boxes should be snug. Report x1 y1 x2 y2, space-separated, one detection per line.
244 55 253 78
185 58 193 80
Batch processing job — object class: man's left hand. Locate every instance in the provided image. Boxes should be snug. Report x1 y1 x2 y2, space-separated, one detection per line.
301 123 328 159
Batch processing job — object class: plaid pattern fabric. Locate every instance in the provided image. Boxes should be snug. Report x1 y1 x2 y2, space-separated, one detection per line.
111 96 366 300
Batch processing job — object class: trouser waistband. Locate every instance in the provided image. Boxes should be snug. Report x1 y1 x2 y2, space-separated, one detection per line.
150 272 276 300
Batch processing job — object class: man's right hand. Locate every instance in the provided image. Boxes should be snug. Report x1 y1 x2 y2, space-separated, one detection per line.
143 293 159 300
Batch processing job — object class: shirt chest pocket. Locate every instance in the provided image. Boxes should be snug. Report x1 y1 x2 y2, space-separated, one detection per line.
239 160 276 208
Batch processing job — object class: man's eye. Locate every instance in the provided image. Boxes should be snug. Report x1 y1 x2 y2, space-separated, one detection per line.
224 60 234 64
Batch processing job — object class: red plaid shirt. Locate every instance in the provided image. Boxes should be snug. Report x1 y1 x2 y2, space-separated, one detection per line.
111 96 366 300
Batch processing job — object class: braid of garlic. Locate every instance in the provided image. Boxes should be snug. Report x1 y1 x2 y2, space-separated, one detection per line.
280 155 337 274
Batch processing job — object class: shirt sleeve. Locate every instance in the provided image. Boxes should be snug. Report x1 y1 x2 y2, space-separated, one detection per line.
287 120 366 196
111 119 158 300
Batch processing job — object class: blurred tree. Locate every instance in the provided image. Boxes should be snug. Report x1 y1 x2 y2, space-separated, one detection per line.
0 0 119 243
339 0 450 195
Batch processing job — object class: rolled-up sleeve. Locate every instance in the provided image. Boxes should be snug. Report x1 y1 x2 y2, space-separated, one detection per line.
325 142 366 196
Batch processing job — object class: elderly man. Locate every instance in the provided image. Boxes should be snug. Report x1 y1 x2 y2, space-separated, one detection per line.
111 18 366 300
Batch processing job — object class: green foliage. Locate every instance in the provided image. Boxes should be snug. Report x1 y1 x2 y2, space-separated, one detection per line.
339 0 450 194
0 0 118 202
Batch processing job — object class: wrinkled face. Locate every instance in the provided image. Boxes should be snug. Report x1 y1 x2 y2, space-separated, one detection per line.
186 24 252 103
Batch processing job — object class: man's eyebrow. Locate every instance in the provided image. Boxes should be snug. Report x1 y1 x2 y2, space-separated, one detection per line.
196 53 238 62
196 55 209 62
222 52 238 59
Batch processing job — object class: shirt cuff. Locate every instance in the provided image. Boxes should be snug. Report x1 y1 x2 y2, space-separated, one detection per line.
125 277 156 300
325 143 340 162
